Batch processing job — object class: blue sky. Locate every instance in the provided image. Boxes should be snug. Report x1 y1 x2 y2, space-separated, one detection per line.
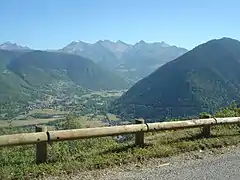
0 0 239 50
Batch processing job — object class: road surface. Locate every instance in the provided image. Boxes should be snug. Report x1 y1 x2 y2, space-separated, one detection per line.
43 146 240 180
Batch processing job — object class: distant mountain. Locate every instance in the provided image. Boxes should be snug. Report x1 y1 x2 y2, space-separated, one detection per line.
60 41 121 69
117 41 188 81
110 37 240 121
0 42 31 51
7 50 130 91
60 40 187 81
97 40 131 58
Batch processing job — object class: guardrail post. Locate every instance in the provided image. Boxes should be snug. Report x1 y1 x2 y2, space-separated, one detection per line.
200 114 211 138
36 126 47 164
135 119 145 147
202 125 211 137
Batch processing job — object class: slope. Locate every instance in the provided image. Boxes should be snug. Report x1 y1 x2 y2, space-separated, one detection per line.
110 37 240 121
0 50 33 104
7 50 130 90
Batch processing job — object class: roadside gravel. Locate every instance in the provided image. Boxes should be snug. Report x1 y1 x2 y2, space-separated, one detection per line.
42 145 240 180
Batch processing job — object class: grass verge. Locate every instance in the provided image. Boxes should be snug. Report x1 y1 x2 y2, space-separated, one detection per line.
0 123 240 180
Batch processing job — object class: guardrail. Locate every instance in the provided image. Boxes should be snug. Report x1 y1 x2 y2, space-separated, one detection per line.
1 117 240 164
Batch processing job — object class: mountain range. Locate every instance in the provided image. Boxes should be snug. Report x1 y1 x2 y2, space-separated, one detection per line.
0 41 188 82
110 38 240 121
60 40 188 81
2 38 240 121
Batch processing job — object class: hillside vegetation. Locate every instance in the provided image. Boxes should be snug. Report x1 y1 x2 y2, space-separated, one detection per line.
111 38 240 121
0 49 131 118
0 50 130 109
0 50 34 104
7 50 130 90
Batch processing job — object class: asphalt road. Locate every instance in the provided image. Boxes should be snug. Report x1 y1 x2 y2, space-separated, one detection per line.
110 149 240 180
43 146 240 180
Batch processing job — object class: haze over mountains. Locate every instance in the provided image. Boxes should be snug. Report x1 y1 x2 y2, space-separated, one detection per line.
0 40 188 82
60 40 188 81
110 37 240 121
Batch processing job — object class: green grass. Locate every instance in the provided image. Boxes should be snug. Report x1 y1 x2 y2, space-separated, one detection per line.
1 123 240 180
1 105 240 180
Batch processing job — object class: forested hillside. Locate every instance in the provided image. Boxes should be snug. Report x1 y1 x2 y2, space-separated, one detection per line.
110 38 240 121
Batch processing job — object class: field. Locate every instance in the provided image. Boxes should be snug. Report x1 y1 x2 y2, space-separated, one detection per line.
107 113 120 121
0 118 59 128
0 108 68 127
81 90 125 98
0 90 124 128
27 109 67 115
0 115 105 128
